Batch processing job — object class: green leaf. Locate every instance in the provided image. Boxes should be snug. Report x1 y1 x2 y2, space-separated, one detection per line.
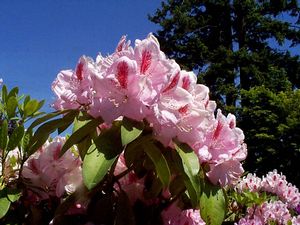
6 96 18 118
83 125 122 190
60 117 103 157
114 190 136 225
124 135 152 167
174 141 201 206
121 117 144 146
27 109 73 132
0 191 10 219
22 130 32 150
28 117 73 155
0 120 8 150
57 110 79 134
23 95 31 109
73 115 90 133
77 137 92 160
7 87 19 99
200 181 226 225
82 144 119 190
7 125 24 151
143 141 170 188
7 188 21 202
24 99 40 117
1 85 8 103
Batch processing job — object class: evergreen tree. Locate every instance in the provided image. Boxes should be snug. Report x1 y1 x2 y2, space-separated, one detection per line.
150 0 300 186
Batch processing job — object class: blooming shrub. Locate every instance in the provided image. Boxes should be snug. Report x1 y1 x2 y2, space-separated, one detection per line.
0 34 299 225
230 171 300 224
52 34 247 187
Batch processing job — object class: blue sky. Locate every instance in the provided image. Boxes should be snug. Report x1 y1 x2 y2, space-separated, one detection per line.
1 1 299 113
0 0 162 111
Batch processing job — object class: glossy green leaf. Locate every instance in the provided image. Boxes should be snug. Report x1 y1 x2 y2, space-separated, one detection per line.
0 120 8 150
7 188 21 202
83 125 122 190
24 99 39 117
77 136 92 160
200 181 226 225
22 130 32 150
7 87 19 99
23 95 31 109
0 191 10 219
174 141 201 206
83 144 118 190
143 141 170 188
73 115 90 133
6 96 18 118
121 117 144 146
28 117 73 155
124 135 152 167
60 117 103 157
7 125 24 150
57 110 79 134
27 109 73 132
1 85 8 102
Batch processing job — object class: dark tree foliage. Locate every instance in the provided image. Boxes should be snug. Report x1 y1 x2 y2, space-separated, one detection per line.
150 0 300 187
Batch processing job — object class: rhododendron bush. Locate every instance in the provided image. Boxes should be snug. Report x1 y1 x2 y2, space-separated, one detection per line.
0 34 299 225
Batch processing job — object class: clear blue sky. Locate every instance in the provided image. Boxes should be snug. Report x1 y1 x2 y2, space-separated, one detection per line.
0 0 162 111
1 1 299 113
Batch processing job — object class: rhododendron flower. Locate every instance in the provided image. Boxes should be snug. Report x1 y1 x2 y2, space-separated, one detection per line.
52 56 97 110
206 159 244 186
261 170 300 209
51 33 248 187
194 110 247 186
235 173 262 192
22 137 82 201
236 200 294 225
236 170 300 209
162 203 206 225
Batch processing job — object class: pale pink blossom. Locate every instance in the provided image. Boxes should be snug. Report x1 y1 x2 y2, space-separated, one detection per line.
237 170 300 209
206 159 244 186
261 170 300 209
193 110 247 186
291 215 300 225
162 203 206 225
235 173 262 192
22 137 82 201
52 56 97 110
237 200 293 225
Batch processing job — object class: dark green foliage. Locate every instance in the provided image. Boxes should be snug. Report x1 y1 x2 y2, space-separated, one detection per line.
240 87 300 186
150 0 300 186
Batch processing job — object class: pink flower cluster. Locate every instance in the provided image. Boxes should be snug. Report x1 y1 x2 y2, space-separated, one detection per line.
162 203 206 225
236 170 300 209
22 137 82 201
52 34 247 186
236 200 300 225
